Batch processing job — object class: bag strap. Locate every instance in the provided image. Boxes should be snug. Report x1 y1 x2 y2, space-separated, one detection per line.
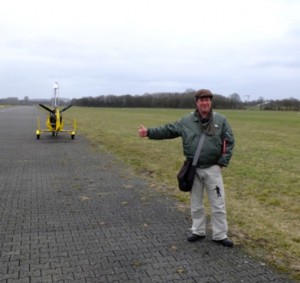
192 133 206 166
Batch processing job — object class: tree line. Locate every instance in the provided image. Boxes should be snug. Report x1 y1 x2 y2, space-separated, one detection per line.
70 90 300 111
1 90 299 111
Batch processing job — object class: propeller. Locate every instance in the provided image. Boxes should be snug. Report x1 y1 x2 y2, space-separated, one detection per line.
61 105 72 113
39 104 55 114
39 104 72 113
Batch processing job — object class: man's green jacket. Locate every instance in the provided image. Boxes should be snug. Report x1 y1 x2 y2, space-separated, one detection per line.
147 110 235 168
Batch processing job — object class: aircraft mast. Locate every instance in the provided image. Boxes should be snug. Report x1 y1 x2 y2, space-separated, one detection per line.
53 82 59 107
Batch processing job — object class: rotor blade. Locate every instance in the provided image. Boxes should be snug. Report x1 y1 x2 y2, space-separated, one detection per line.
39 104 55 113
60 104 72 113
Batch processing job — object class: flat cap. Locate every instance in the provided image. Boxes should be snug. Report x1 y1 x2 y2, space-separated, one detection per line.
195 89 213 99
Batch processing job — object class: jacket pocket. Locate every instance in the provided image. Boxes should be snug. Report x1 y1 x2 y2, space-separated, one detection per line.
182 125 198 157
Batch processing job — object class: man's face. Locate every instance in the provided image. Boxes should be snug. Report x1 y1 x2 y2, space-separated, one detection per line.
196 97 212 115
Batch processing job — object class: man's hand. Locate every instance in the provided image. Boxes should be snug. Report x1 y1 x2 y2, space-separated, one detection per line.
138 125 148 137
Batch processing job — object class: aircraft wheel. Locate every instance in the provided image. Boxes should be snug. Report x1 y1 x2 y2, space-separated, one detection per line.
71 134 75 140
52 132 55 136
36 134 40 140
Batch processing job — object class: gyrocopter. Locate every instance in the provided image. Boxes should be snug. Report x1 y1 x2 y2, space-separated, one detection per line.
36 82 76 140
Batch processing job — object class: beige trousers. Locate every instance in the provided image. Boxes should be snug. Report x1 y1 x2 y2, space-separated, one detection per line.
190 165 228 240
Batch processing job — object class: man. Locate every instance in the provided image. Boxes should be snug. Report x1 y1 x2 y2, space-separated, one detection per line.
138 89 235 247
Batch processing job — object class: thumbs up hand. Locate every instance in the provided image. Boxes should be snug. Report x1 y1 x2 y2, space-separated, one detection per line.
138 125 148 137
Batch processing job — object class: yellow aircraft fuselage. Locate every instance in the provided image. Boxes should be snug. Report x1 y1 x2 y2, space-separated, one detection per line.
36 105 76 139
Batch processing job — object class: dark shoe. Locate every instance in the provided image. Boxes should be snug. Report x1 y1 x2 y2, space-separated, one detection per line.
187 234 206 242
213 238 234 248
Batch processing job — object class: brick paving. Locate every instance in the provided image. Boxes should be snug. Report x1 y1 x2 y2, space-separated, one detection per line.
0 106 296 283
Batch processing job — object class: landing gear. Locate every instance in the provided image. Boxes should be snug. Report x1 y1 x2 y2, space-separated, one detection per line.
36 130 40 140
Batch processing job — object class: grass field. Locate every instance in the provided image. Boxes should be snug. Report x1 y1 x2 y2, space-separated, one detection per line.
65 107 300 280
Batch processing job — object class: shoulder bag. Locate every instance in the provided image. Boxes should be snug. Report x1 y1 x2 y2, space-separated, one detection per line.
177 133 206 192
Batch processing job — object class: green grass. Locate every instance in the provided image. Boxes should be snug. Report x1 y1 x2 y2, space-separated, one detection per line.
66 107 300 280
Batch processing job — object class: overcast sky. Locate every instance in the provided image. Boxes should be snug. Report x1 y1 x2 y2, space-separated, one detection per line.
1 0 300 101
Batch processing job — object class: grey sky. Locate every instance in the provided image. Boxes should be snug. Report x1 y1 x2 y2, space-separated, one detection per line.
1 0 300 101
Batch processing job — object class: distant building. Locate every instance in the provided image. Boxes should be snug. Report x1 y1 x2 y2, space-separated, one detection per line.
5 97 19 105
